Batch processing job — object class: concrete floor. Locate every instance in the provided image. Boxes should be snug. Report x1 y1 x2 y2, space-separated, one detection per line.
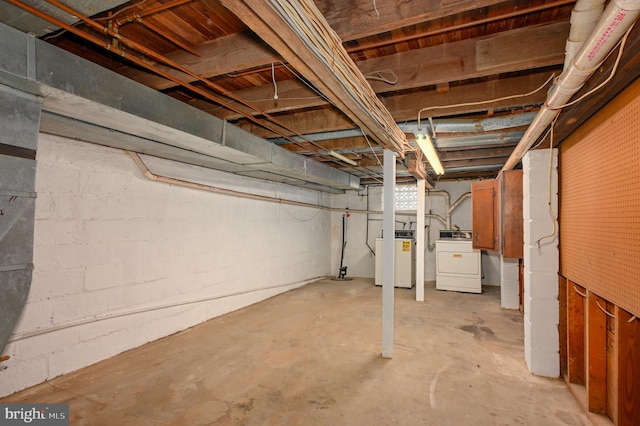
2 278 589 425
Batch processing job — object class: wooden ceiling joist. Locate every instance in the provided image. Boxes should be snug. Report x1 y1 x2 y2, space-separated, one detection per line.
217 0 409 156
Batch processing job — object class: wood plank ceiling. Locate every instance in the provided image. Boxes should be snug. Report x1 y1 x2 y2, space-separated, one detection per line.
10 0 640 184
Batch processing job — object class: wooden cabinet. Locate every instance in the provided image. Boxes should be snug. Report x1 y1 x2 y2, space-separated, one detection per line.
471 179 497 251
498 170 523 258
472 170 523 257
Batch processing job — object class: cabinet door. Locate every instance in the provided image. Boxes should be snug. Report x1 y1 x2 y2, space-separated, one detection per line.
501 170 523 258
472 180 497 250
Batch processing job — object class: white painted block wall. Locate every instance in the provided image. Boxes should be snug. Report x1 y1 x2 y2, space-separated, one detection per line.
329 180 478 283
0 134 331 397
523 149 559 377
500 256 520 309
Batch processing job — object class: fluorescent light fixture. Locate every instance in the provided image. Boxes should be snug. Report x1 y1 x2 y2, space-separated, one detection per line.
415 133 444 175
328 150 357 166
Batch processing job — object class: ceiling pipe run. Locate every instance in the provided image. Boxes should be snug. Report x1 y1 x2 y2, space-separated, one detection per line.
564 0 606 69
501 0 640 172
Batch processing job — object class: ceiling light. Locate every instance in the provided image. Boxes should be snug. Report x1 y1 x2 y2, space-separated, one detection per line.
415 134 444 175
328 150 358 166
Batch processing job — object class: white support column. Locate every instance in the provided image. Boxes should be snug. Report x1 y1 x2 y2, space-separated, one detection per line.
500 255 520 309
382 149 396 358
523 148 559 377
415 178 425 302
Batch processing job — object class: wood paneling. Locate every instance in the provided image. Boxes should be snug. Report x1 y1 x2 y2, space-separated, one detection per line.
567 281 585 385
559 79 640 317
616 307 640 426
587 292 607 414
559 275 567 377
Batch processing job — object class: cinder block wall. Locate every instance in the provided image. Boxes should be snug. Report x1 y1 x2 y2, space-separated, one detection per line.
523 148 559 377
0 134 331 397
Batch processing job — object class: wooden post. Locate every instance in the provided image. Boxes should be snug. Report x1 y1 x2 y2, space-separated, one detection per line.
567 281 585 385
607 303 618 422
616 306 640 425
558 275 567 377
586 292 607 413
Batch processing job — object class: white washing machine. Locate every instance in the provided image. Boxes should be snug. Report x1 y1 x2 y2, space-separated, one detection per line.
435 238 481 293
374 237 415 288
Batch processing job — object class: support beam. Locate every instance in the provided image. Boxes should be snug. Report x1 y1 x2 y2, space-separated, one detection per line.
382 149 396 358
616 306 640 425
567 281 586 385
416 178 425 302
217 0 408 154
586 291 607 414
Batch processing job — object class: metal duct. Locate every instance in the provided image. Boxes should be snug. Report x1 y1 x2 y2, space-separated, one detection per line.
0 22 359 192
502 0 640 172
0 85 41 354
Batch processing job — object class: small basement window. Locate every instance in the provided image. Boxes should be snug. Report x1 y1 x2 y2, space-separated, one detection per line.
394 184 418 211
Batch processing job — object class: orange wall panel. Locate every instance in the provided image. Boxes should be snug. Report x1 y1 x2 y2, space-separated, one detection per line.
560 79 640 316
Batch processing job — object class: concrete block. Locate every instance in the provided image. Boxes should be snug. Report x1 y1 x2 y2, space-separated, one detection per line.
524 295 558 323
524 304 559 351
523 194 558 222
524 271 559 299
51 291 109 324
523 169 558 199
523 148 557 172
0 351 49 397
524 244 559 273
501 289 520 309
11 299 53 334
29 268 85 301
526 346 560 378
84 262 125 291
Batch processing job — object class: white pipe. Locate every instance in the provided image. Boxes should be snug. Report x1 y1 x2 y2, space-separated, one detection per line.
565 0 606 69
8 276 324 342
502 0 640 172
449 192 471 215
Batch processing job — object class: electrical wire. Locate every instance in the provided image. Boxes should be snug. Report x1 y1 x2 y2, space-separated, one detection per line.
535 115 559 248
417 73 556 130
271 62 279 100
265 0 408 153
364 69 398 85
361 128 382 168
280 203 323 221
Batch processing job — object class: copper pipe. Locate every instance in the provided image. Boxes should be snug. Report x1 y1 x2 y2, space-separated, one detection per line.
8 0 329 158
114 0 201 57
39 0 328 153
137 19 201 57
131 0 192 19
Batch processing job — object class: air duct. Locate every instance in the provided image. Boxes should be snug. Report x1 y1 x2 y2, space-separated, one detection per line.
502 0 640 172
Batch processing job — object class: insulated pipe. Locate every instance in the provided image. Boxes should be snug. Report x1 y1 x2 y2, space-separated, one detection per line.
564 0 606 69
502 0 640 172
